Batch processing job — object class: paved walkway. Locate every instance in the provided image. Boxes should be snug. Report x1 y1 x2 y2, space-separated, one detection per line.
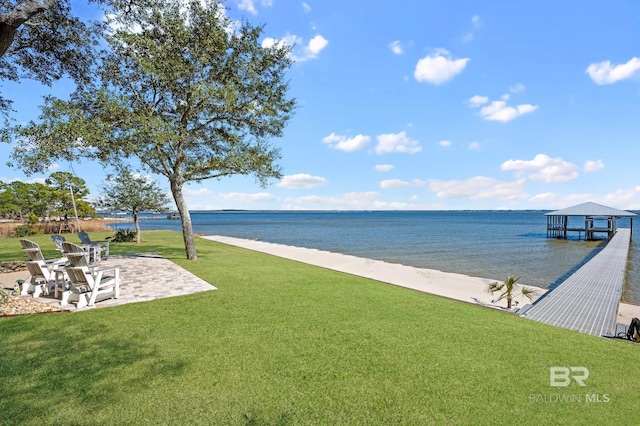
521 228 631 337
19 253 216 312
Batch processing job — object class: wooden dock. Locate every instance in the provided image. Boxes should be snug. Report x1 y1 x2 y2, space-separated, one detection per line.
521 228 631 337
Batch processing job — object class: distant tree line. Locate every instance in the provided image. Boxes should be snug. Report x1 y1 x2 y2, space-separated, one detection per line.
0 171 96 221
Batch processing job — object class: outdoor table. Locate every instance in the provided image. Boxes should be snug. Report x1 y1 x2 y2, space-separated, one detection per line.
52 267 68 298
80 243 102 263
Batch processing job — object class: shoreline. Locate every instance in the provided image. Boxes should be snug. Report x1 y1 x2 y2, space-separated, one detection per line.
202 235 547 311
202 235 640 326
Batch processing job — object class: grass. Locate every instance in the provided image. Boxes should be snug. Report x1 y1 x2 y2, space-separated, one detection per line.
0 230 638 425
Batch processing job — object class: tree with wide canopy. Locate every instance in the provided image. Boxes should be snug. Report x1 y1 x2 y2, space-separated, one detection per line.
6 0 296 259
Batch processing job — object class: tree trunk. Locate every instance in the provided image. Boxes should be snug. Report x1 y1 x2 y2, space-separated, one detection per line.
169 179 197 260
0 23 17 58
133 211 141 244
0 0 58 58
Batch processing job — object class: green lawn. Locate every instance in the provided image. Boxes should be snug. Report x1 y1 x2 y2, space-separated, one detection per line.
0 231 637 425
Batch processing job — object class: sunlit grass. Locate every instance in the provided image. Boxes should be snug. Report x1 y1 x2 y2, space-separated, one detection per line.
0 231 637 424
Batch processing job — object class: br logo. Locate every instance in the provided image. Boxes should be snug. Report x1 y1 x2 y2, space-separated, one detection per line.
549 366 589 387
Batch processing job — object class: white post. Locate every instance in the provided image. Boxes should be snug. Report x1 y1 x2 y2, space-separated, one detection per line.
69 185 81 232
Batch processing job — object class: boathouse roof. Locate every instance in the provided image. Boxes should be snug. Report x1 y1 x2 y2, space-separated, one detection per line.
545 201 636 217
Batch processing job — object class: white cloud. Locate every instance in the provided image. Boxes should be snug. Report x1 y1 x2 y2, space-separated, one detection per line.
501 154 579 183
414 49 469 85
277 173 328 189
0 176 47 184
584 159 604 173
236 0 273 15
236 0 257 14
380 179 411 189
380 179 426 189
130 173 155 184
586 57 640 85
468 95 488 107
375 164 394 172
529 190 640 211
478 100 538 122
468 142 480 150
283 192 381 209
510 83 526 93
389 40 404 55
428 176 527 200
283 192 436 210
375 131 422 154
462 16 481 43
529 192 559 203
304 35 329 59
322 132 371 152
601 186 640 210
262 34 328 62
529 192 593 207
262 34 298 50
218 192 277 202
302 2 311 13
184 187 213 197
439 140 452 147
27 178 46 185
108 1 233 35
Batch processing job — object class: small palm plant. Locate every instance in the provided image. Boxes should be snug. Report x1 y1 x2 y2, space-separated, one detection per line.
488 275 535 309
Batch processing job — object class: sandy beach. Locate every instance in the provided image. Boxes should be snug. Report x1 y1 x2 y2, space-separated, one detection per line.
203 235 547 311
203 235 640 326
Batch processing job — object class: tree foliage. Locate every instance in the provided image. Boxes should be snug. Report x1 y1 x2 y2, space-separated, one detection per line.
8 0 296 259
0 171 96 220
0 0 165 118
0 180 52 219
45 171 96 218
96 167 169 243
0 0 98 117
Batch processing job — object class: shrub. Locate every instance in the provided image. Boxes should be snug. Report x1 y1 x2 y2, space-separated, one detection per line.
112 228 137 242
27 213 39 224
13 225 43 237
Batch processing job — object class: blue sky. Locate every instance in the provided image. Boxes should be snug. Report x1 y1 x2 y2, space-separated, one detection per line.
2 0 640 211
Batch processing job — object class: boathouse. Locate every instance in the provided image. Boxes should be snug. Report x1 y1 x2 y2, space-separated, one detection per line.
545 201 635 240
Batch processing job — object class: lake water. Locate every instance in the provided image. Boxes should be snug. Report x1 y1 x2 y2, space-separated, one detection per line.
109 210 640 303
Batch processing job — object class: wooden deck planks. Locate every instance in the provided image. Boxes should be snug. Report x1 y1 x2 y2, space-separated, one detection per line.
522 228 631 337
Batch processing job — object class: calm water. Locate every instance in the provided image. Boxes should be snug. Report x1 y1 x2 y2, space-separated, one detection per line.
110 210 640 303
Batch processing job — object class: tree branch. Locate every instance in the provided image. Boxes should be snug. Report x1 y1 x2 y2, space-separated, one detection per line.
0 0 58 57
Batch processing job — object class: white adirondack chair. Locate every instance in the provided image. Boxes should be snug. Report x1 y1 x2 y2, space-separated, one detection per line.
19 239 67 297
20 261 56 297
51 234 66 255
77 232 110 260
20 239 67 266
60 240 103 267
61 254 120 308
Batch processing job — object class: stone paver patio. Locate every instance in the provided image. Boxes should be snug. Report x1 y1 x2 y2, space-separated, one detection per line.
29 253 216 312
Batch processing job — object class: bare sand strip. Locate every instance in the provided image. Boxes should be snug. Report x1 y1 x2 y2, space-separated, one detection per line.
203 235 547 310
